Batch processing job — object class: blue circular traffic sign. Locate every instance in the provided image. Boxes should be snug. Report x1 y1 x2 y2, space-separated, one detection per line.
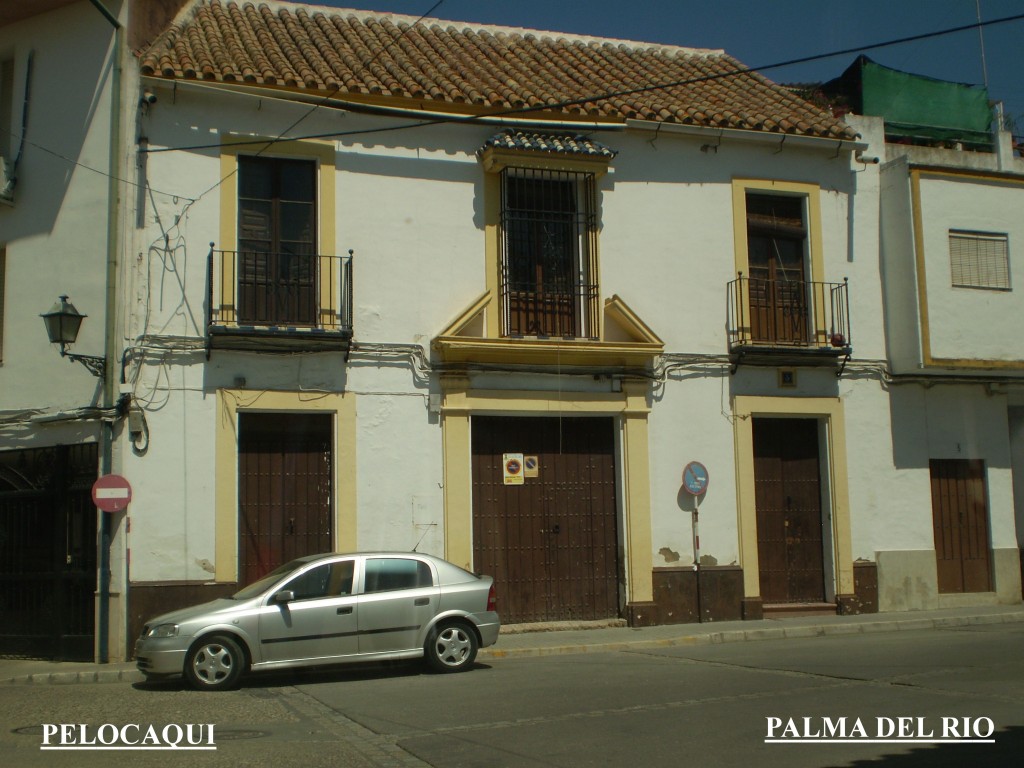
682 461 709 496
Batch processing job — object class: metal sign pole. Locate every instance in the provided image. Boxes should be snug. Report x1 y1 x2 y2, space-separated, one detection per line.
693 493 702 623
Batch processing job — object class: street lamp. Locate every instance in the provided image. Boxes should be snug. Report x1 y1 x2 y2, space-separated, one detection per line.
41 295 106 378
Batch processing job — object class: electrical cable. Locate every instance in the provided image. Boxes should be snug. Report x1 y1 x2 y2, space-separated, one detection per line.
140 13 1024 157
179 0 448 207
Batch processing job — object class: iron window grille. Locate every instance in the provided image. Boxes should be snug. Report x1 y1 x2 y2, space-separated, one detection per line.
499 167 599 339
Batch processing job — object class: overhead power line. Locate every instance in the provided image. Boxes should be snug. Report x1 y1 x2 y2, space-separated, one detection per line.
141 12 1024 157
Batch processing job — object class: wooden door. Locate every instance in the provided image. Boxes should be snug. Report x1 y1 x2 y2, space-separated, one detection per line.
753 418 826 603
238 413 332 585
931 459 992 593
472 416 619 624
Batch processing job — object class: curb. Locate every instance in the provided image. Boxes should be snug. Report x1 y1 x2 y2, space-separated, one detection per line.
479 610 1024 660
4 668 145 686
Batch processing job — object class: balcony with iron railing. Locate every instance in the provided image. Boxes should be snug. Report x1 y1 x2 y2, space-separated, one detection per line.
726 275 852 373
500 278 601 339
206 246 353 353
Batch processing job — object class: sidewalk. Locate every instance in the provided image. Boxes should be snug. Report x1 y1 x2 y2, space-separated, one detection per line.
4 604 1023 685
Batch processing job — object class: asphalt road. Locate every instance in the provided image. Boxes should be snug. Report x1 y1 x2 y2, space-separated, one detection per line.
3 622 1023 767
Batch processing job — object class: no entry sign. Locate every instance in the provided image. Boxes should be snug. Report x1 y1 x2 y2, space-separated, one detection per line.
92 474 133 512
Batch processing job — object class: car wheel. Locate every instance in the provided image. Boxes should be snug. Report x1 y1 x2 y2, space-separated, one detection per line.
184 634 245 691
425 621 478 673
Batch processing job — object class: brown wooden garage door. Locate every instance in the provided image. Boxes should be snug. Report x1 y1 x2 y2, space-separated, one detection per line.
753 418 826 604
472 416 619 624
238 413 332 585
930 459 992 594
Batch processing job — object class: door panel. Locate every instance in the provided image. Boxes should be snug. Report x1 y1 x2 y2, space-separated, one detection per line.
753 418 825 603
931 459 992 593
238 413 332 585
472 417 619 624
357 557 438 653
258 595 358 663
258 559 357 663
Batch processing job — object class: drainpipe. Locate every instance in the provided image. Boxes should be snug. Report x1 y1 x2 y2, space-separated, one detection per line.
93 0 122 664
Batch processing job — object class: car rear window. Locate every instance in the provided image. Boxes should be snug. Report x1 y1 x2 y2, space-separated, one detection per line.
363 558 433 593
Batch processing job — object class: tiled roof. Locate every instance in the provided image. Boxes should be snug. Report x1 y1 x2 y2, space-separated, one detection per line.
139 0 858 140
481 130 618 159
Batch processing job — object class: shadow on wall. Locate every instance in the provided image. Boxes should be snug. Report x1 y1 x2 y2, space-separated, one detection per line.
888 386 1012 471
3 7 118 242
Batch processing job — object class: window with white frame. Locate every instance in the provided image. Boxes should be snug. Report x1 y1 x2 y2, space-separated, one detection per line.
949 230 1010 290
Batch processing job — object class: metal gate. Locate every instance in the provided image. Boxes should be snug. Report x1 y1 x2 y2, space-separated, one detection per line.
238 413 332 585
0 444 98 660
931 459 992 593
472 416 619 624
753 418 826 604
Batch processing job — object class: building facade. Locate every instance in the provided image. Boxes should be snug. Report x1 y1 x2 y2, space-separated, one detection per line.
1 1 1020 662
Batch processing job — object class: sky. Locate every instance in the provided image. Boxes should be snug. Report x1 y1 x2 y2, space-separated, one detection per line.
313 0 1024 133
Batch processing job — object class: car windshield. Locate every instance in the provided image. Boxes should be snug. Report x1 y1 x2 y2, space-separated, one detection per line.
232 559 310 600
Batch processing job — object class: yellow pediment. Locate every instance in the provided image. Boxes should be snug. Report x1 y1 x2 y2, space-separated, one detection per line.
433 292 663 368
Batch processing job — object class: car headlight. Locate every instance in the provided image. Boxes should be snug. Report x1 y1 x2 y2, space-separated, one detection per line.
147 623 179 638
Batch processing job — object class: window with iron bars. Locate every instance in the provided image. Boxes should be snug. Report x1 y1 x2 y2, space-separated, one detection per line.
499 168 599 338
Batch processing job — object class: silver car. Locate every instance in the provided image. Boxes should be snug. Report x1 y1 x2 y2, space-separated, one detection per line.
135 552 500 690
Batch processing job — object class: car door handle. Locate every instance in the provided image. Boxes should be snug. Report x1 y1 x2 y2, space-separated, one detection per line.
337 606 353 615
414 598 430 606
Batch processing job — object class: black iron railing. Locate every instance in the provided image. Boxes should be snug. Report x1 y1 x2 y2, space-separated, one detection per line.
207 247 353 332
727 275 851 352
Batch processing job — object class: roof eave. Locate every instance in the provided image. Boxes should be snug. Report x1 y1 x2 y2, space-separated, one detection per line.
625 118 866 151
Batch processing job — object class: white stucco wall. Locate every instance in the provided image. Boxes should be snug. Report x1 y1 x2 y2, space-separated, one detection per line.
123 78 1020 615
0 2 121 416
916 175 1024 362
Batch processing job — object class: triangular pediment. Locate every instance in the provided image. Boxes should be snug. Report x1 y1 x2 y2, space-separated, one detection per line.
433 292 662 368
437 291 491 339
603 294 663 345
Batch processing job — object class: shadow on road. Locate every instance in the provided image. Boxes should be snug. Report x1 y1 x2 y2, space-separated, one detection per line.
845 725 1023 767
133 660 494 692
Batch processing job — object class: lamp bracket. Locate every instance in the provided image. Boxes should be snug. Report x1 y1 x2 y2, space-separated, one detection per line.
64 350 106 379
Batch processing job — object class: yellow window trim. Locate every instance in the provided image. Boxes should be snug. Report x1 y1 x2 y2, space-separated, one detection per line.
731 179 827 343
214 389 356 583
217 138 337 327
731 395 853 601
481 151 609 341
910 167 1024 370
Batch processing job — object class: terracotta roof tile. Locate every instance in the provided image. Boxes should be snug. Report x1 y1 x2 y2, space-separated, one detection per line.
481 129 618 158
139 0 858 141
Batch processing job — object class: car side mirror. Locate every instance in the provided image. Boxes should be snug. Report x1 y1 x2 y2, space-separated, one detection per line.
273 590 295 603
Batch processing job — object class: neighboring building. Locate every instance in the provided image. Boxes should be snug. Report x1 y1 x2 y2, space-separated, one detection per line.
2 1 1020 663
828 57 1024 611
0 0 128 662
0 0 189 662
